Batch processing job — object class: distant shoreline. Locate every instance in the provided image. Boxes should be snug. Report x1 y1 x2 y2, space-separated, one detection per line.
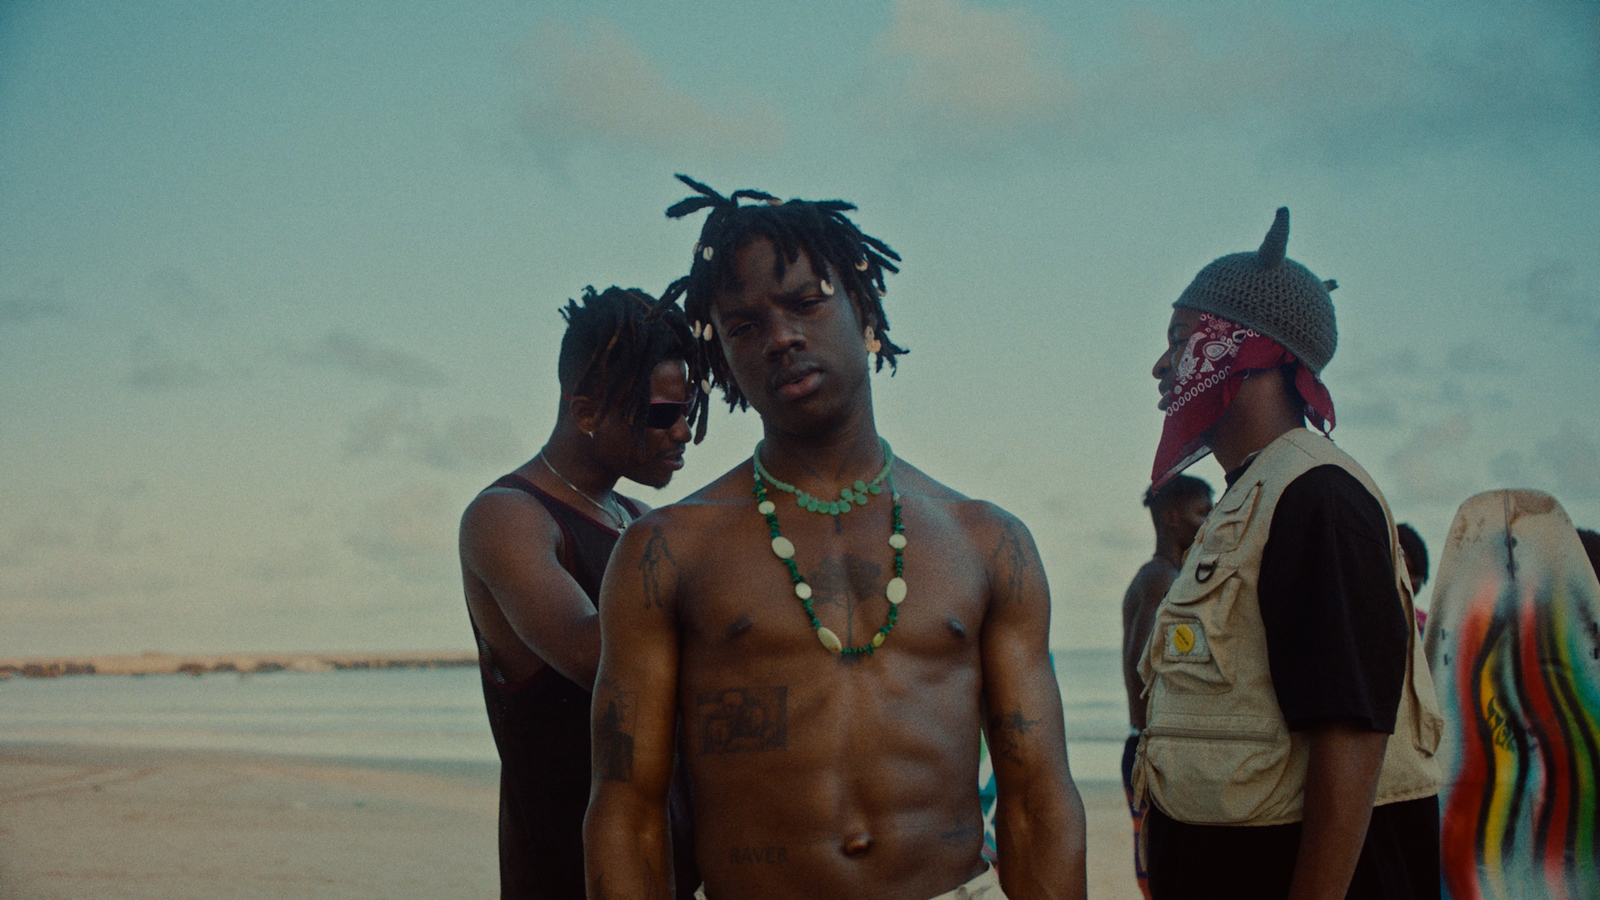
0 650 478 679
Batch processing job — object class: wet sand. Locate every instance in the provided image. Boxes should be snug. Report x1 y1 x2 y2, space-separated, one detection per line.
0 743 1140 899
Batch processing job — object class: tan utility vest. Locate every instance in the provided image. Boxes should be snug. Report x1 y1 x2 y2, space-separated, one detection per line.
1135 429 1442 826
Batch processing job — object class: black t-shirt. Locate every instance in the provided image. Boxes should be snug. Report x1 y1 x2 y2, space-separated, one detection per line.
1258 465 1410 734
1145 463 1438 900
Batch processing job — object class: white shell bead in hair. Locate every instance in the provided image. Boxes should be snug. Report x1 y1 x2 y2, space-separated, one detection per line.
766 197 782 206
702 323 714 341
702 246 714 261
856 258 869 271
820 280 834 296
701 378 713 393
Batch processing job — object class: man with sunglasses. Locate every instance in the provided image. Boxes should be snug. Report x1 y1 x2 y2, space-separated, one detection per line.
459 285 696 900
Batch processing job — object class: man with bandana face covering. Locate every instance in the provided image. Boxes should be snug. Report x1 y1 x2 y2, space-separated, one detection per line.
1136 210 1444 900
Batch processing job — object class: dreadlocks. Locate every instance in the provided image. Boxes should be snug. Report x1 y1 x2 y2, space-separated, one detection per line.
653 174 905 442
558 285 697 439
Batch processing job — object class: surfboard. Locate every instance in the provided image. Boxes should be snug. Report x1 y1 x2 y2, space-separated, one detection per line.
1423 490 1600 900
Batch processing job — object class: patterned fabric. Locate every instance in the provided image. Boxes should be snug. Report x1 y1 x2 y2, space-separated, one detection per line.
1174 207 1338 374
1121 735 1153 899
1152 313 1334 489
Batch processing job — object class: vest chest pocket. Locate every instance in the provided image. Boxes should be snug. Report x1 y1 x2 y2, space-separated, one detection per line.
1152 564 1241 694
1197 482 1261 556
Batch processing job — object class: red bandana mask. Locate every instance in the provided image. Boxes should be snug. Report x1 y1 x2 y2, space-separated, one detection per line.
1152 313 1335 488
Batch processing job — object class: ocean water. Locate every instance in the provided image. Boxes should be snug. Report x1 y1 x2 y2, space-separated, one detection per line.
0 648 1130 782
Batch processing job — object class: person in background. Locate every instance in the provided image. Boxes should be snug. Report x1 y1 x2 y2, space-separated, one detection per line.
459 286 697 900
1120 474 1212 899
1140 208 1443 900
1577 528 1600 581
1396 523 1430 631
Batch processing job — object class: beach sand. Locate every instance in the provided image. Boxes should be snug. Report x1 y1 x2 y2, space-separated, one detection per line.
0 743 1141 899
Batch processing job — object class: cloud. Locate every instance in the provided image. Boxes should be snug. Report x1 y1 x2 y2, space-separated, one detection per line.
857 3 1599 160
1339 396 1404 429
1535 424 1600 500
875 0 1071 138
300 329 449 387
148 268 223 319
344 402 521 471
1489 450 1529 485
125 335 221 390
0 292 69 325
243 539 339 583
0 487 163 576
521 19 784 160
1384 415 1475 503
1517 259 1600 346
344 482 456 579
1444 342 1519 375
0 560 181 601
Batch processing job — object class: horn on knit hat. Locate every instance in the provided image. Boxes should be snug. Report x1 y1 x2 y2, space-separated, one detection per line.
1257 207 1289 268
1173 205 1339 373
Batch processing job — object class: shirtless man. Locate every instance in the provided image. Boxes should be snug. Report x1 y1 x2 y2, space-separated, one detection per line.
459 286 696 900
585 177 1086 900
1118 474 1210 898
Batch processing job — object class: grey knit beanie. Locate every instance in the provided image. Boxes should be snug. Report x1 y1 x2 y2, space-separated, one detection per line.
1174 207 1338 373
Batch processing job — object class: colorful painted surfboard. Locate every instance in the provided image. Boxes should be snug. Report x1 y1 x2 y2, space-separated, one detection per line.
1424 490 1600 900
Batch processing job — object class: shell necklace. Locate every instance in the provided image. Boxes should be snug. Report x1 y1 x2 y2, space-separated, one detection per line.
752 438 894 516
752 441 907 656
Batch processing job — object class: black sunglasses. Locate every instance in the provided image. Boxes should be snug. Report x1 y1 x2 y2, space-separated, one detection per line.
643 401 689 430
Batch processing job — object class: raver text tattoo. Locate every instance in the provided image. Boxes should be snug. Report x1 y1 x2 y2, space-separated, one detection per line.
730 846 788 865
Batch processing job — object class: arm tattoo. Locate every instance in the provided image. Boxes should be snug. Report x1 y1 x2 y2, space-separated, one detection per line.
696 687 788 754
593 686 638 781
638 526 677 610
992 520 1034 604
988 708 1040 766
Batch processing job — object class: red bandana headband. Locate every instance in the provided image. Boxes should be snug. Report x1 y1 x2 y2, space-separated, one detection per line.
1152 313 1335 488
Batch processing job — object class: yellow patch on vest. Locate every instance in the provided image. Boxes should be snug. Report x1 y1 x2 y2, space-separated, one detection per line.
1164 620 1210 662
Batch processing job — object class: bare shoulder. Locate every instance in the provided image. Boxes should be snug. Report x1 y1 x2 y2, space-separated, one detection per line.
1128 558 1178 601
893 459 1031 546
460 484 560 554
609 458 757 561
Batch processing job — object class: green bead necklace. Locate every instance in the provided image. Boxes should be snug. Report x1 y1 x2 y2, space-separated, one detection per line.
752 444 907 657
752 439 894 516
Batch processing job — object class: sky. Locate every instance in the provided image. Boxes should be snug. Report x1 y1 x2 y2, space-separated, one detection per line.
2 0 1597 656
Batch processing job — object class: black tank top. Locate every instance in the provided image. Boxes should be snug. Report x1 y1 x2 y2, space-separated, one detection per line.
470 473 639 900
